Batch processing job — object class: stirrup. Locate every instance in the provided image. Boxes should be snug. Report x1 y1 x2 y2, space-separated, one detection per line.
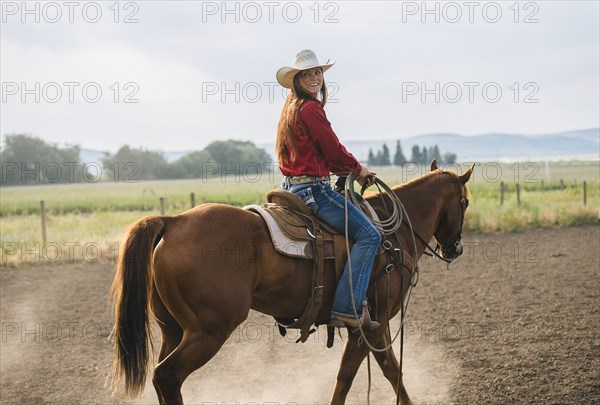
329 302 380 331
358 302 380 331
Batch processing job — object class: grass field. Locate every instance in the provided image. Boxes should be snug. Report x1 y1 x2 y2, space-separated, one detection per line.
1 161 598 265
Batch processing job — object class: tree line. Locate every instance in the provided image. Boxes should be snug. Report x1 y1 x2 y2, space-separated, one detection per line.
368 140 457 166
103 140 272 182
0 134 272 185
1 134 460 186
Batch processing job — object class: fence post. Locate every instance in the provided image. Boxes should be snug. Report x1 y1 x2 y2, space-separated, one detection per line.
160 197 165 215
541 180 544 192
560 179 564 190
190 192 196 208
516 183 521 206
583 181 587 206
500 181 504 205
40 200 47 245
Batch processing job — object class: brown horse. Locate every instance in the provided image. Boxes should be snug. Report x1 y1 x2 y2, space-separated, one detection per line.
110 160 474 404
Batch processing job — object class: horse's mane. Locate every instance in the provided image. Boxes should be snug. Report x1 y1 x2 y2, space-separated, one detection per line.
391 169 444 191
367 169 470 199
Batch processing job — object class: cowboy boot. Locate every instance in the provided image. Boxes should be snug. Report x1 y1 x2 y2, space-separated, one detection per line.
359 300 380 331
329 301 380 330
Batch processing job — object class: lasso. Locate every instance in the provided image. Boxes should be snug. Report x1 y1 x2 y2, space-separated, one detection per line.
342 173 420 352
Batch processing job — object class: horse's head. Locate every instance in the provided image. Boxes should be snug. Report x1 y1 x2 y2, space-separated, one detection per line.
430 160 474 261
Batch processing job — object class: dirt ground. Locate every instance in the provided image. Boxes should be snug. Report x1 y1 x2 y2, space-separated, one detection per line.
1 225 599 404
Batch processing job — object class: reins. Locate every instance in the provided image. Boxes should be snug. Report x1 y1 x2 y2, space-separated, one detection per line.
409 222 454 264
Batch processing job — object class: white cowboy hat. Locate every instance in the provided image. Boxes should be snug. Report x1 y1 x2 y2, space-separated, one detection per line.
276 49 335 89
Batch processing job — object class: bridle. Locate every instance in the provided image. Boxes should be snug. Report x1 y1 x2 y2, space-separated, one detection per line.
436 189 469 259
413 172 470 264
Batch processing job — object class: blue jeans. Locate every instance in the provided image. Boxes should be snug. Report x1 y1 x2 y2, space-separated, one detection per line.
283 179 382 317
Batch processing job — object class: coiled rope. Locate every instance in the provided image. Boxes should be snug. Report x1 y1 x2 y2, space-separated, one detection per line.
342 173 420 352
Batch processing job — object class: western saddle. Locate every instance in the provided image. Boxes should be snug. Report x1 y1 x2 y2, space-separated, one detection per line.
244 189 383 344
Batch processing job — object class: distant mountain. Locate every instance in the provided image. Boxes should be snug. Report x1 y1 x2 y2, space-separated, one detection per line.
79 128 599 164
261 128 600 162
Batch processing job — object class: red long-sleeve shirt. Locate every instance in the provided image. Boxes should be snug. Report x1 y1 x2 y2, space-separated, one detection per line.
279 99 362 177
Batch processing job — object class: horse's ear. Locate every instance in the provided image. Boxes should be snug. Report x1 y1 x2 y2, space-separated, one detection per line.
430 160 438 171
460 163 476 184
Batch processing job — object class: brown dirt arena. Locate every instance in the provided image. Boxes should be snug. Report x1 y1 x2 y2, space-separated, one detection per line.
1 225 599 404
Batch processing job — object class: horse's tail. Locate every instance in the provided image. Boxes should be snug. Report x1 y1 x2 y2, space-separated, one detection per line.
109 215 166 398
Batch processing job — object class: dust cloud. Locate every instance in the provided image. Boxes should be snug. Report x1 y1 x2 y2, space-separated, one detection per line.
136 312 457 404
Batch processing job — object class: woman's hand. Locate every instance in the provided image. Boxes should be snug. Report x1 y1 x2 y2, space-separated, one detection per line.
357 166 376 188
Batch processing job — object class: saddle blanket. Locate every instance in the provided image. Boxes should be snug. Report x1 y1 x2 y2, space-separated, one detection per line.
244 204 316 259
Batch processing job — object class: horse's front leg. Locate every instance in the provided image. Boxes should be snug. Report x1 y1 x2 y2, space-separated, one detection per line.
329 330 371 405
371 326 412 405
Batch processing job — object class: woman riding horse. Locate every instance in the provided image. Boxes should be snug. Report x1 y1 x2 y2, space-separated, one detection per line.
109 49 475 404
276 49 380 330
110 160 474 404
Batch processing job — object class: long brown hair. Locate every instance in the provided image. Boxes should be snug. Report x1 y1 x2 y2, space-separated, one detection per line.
276 72 328 165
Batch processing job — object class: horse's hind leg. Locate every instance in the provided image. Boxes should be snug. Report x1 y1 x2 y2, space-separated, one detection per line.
153 287 183 359
372 328 411 404
151 287 183 404
153 326 229 405
329 331 371 405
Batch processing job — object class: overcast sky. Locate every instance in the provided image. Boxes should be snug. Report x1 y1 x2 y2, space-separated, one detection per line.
1 1 599 152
